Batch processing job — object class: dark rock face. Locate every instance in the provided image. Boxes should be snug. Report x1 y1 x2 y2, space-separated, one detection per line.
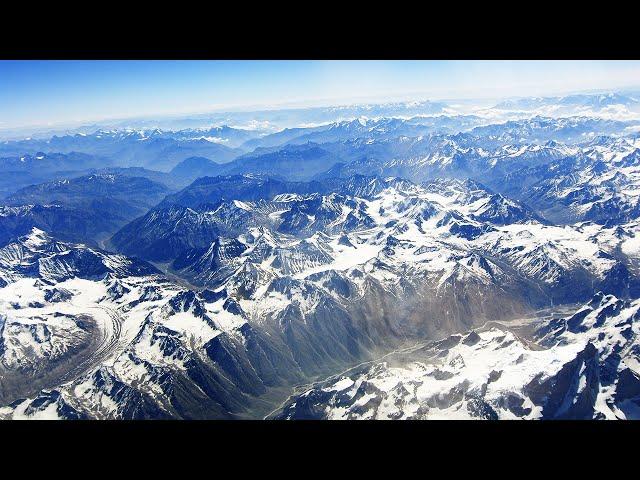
106 280 131 300
524 343 601 419
204 334 266 397
466 396 499 420
614 368 640 404
20 390 87 420
44 288 73 303
462 331 481 346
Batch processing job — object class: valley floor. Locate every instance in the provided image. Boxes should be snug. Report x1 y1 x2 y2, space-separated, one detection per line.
253 303 582 420
271 298 640 420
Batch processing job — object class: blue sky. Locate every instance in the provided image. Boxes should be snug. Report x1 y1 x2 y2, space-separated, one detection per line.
2 60 640 128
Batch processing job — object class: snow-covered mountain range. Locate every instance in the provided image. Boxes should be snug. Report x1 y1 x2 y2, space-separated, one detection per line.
2 92 640 419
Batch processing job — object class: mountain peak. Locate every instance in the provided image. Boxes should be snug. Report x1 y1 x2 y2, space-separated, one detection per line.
22 227 52 249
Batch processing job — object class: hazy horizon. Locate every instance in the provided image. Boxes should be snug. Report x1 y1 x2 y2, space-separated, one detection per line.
3 60 640 132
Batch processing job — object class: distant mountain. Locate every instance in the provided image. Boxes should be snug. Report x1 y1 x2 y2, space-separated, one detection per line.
241 125 329 150
153 173 413 212
0 129 244 171
2 174 172 244
469 116 632 144
157 175 326 209
304 135 572 184
0 204 110 247
86 166 187 190
212 117 633 185
224 144 340 180
0 160 184 200
242 116 484 151
558 93 640 108
5 173 169 207
494 93 640 117
0 151 112 174
489 137 640 224
0 170 86 200
160 125 262 148
169 157 224 183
